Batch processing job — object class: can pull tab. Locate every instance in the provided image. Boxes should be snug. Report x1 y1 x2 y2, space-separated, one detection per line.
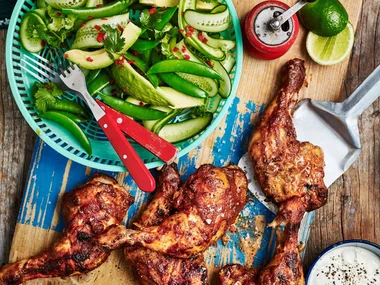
269 0 316 31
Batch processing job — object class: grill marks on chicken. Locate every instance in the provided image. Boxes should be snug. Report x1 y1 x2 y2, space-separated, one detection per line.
96 164 248 259
220 59 326 285
219 224 303 285
0 174 133 285
124 164 208 285
248 59 327 227
219 264 258 285
257 224 304 285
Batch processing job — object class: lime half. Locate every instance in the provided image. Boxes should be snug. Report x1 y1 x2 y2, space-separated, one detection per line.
306 22 354 66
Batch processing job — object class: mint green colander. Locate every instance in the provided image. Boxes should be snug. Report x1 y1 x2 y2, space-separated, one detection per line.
6 0 243 172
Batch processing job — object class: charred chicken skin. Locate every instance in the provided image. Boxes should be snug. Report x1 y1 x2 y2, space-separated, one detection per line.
219 59 324 285
219 223 303 285
124 164 208 285
219 264 258 285
96 164 248 259
248 58 328 227
257 223 304 285
0 174 133 285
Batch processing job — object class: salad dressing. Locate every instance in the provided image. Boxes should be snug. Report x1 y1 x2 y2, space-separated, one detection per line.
308 246 380 285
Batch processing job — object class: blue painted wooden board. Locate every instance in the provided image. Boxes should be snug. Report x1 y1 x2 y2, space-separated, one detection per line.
9 96 314 284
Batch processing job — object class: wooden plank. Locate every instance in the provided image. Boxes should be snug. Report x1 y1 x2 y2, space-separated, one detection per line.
234 0 362 105
0 29 36 266
0 1 378 284
304 0 380 268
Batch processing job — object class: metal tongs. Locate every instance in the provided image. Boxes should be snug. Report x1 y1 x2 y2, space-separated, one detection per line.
20 52 178 193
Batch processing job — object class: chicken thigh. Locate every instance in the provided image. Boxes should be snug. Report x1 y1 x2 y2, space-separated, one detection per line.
96 164 248 259
124 164 208 285
248 58 327 227
0 174 133 285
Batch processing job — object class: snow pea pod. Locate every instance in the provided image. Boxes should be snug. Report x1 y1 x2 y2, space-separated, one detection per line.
47 99 90 119
52 111 89 123
61 0 133 20
124 52 158 87
39 111 92 155
86 69 102 84
99 94 168 120
130 39 160 52
125 51 148 72
141 6 178 31
87 71 111 96
147 59 223 80
159 73 207 98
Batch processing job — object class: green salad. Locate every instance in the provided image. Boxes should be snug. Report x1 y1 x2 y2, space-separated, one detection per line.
20 0 236 155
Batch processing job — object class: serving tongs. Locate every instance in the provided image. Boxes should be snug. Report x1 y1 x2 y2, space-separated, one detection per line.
20 52 178 193
239 64 380 212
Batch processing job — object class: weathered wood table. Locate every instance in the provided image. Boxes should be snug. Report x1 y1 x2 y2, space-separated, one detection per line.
0 0 379 274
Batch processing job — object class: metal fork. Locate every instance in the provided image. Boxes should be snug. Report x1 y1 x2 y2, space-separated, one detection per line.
20 52 157 192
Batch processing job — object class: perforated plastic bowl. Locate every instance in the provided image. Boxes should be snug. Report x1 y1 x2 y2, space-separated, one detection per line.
6 1 243 172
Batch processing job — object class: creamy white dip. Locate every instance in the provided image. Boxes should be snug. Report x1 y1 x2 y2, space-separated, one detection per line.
308 245 380 285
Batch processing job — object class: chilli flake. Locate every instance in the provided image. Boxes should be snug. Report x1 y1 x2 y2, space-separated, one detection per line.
97 32 106 43
86 57 94 62
149 8 157 14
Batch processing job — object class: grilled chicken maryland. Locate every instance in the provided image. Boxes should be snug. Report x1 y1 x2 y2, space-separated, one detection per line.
219 59 325 285
248 58 328 227
219 223 303 285
96 164 248 259
124 164 208 285
0 174 133 285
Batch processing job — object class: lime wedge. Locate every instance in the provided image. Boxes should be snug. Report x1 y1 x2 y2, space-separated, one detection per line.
306 22 354 66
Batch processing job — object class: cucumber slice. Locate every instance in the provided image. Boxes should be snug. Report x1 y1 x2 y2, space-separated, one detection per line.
139 0 179 7
195 0 219 11
20 13 46 53
45 0 87 9
184 5 231 33
72 13 130 50
178 0 225 60
83 13 130 29
177 72 218 97
203 33 235 51
142 106 172 130
158 113 213 143
221 52 236 73
36 0 47 8
205 94 222 113
211 60 231 98
143 119 158 131
126 97 145 106
30 8 47 22
174 40 219 97
160 87 205 109
86 0 103 7
152 109 181 134
71 29 102 50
